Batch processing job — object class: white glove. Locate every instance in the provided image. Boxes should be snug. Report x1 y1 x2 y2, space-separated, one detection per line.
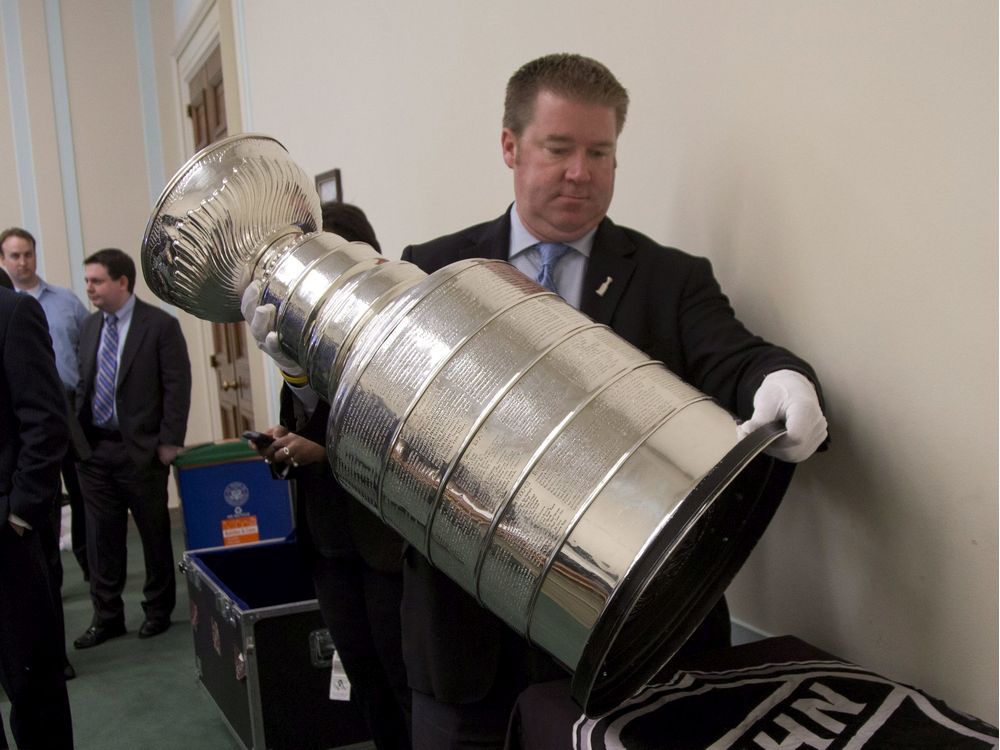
240 281 304 377
737 370 827 463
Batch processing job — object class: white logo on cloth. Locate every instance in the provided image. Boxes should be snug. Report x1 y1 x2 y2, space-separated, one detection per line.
223 481 250 509
572 659 998 749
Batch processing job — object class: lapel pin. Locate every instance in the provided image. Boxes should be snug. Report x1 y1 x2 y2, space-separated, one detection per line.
595 276 613 297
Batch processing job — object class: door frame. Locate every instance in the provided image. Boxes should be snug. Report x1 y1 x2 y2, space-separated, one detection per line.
176 2 221 156
174 0 274 439
175 1 225 440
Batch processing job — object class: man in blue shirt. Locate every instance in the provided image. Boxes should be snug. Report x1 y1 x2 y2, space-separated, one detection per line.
0 229 91 586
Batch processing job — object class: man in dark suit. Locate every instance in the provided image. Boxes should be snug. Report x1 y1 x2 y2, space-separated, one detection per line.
0 286 74 748
399 54 829 748
73 248 191 648
1 226 93 584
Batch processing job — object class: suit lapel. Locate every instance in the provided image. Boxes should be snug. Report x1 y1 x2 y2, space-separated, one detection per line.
444 210 635 324
79 313 102 397
459 210 511 261
117 298 149 387
581 218 636 324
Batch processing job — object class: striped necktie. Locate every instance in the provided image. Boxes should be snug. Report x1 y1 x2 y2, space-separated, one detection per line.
92 314 118 425
536 242 570 294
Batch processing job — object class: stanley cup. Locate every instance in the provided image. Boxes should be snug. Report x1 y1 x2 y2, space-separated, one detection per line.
142 133 788 716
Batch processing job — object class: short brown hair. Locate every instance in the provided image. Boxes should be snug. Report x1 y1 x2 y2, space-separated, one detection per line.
503 53 629 136
85 248 136 293
0 227 36 255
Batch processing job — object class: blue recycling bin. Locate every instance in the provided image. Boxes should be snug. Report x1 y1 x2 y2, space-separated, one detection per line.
173 440 293 549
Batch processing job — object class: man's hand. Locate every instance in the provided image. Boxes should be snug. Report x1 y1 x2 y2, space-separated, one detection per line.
240 281 304 377
8 521 25 536
157 444 183 466
738 370 828 463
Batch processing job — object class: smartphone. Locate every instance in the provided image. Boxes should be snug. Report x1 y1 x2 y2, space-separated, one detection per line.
242 430 274 448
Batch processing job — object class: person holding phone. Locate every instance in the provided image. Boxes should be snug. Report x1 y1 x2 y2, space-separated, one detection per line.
244 203 411 750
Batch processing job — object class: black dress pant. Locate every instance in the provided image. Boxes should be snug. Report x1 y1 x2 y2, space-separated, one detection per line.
40 496 69 667
407 576 731 750
61 450 88 578
62 388 89 579
76 438 175 626
0 524 73 749
312 553 411 750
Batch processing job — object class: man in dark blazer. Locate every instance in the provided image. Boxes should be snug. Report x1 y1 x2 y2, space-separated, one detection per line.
73 248 191 648
0 286 74 748
399 54 829 749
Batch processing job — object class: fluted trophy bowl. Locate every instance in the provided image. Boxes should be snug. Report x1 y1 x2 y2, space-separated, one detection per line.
143 134 788 716
142 134 321 322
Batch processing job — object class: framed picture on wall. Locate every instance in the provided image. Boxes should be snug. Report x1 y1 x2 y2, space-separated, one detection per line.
315 168 343 203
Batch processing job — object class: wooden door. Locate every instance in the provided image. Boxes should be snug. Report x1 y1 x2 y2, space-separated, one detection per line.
188 46 254 437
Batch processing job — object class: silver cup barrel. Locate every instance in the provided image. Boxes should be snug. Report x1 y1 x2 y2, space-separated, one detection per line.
142 133 788 716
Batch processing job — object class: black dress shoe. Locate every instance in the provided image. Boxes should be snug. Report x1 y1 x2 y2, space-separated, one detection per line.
138 619 171 639
63 661 77 680
73 621 127 649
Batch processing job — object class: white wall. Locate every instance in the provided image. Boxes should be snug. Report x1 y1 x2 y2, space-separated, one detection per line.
233 0 998 721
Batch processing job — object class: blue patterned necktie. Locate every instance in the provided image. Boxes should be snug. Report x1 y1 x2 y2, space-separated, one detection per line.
536 242 570 294
92 314 118 425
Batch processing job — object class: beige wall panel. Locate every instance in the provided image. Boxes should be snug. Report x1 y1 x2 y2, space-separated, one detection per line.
58 0 151 289
0 25 19 227
169 0 263 438
151 0 185 179
57 0 212 449
16 0 71 287
146 0 217 448
234 0 998 721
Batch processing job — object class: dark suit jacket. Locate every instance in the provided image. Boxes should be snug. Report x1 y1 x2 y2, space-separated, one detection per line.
0 288 68 529
77 296 191 468
279 386 404 572
398 209 824 703
402 210 822 419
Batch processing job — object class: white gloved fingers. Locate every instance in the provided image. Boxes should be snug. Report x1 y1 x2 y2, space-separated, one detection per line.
239 280 305 377
767 398 828 463
262 331 304 376
249 304 278 346
736 380 786 440
739 370 827 463
262 330 284 359
240 280 262 324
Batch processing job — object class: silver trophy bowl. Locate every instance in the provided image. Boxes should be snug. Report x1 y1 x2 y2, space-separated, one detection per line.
143 134 787 716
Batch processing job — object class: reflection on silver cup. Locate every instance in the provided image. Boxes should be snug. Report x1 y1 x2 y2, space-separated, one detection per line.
142 134 788 716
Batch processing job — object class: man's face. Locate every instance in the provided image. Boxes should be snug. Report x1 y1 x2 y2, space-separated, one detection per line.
502 90 618 243
84 263 130 313
0 235 39 288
